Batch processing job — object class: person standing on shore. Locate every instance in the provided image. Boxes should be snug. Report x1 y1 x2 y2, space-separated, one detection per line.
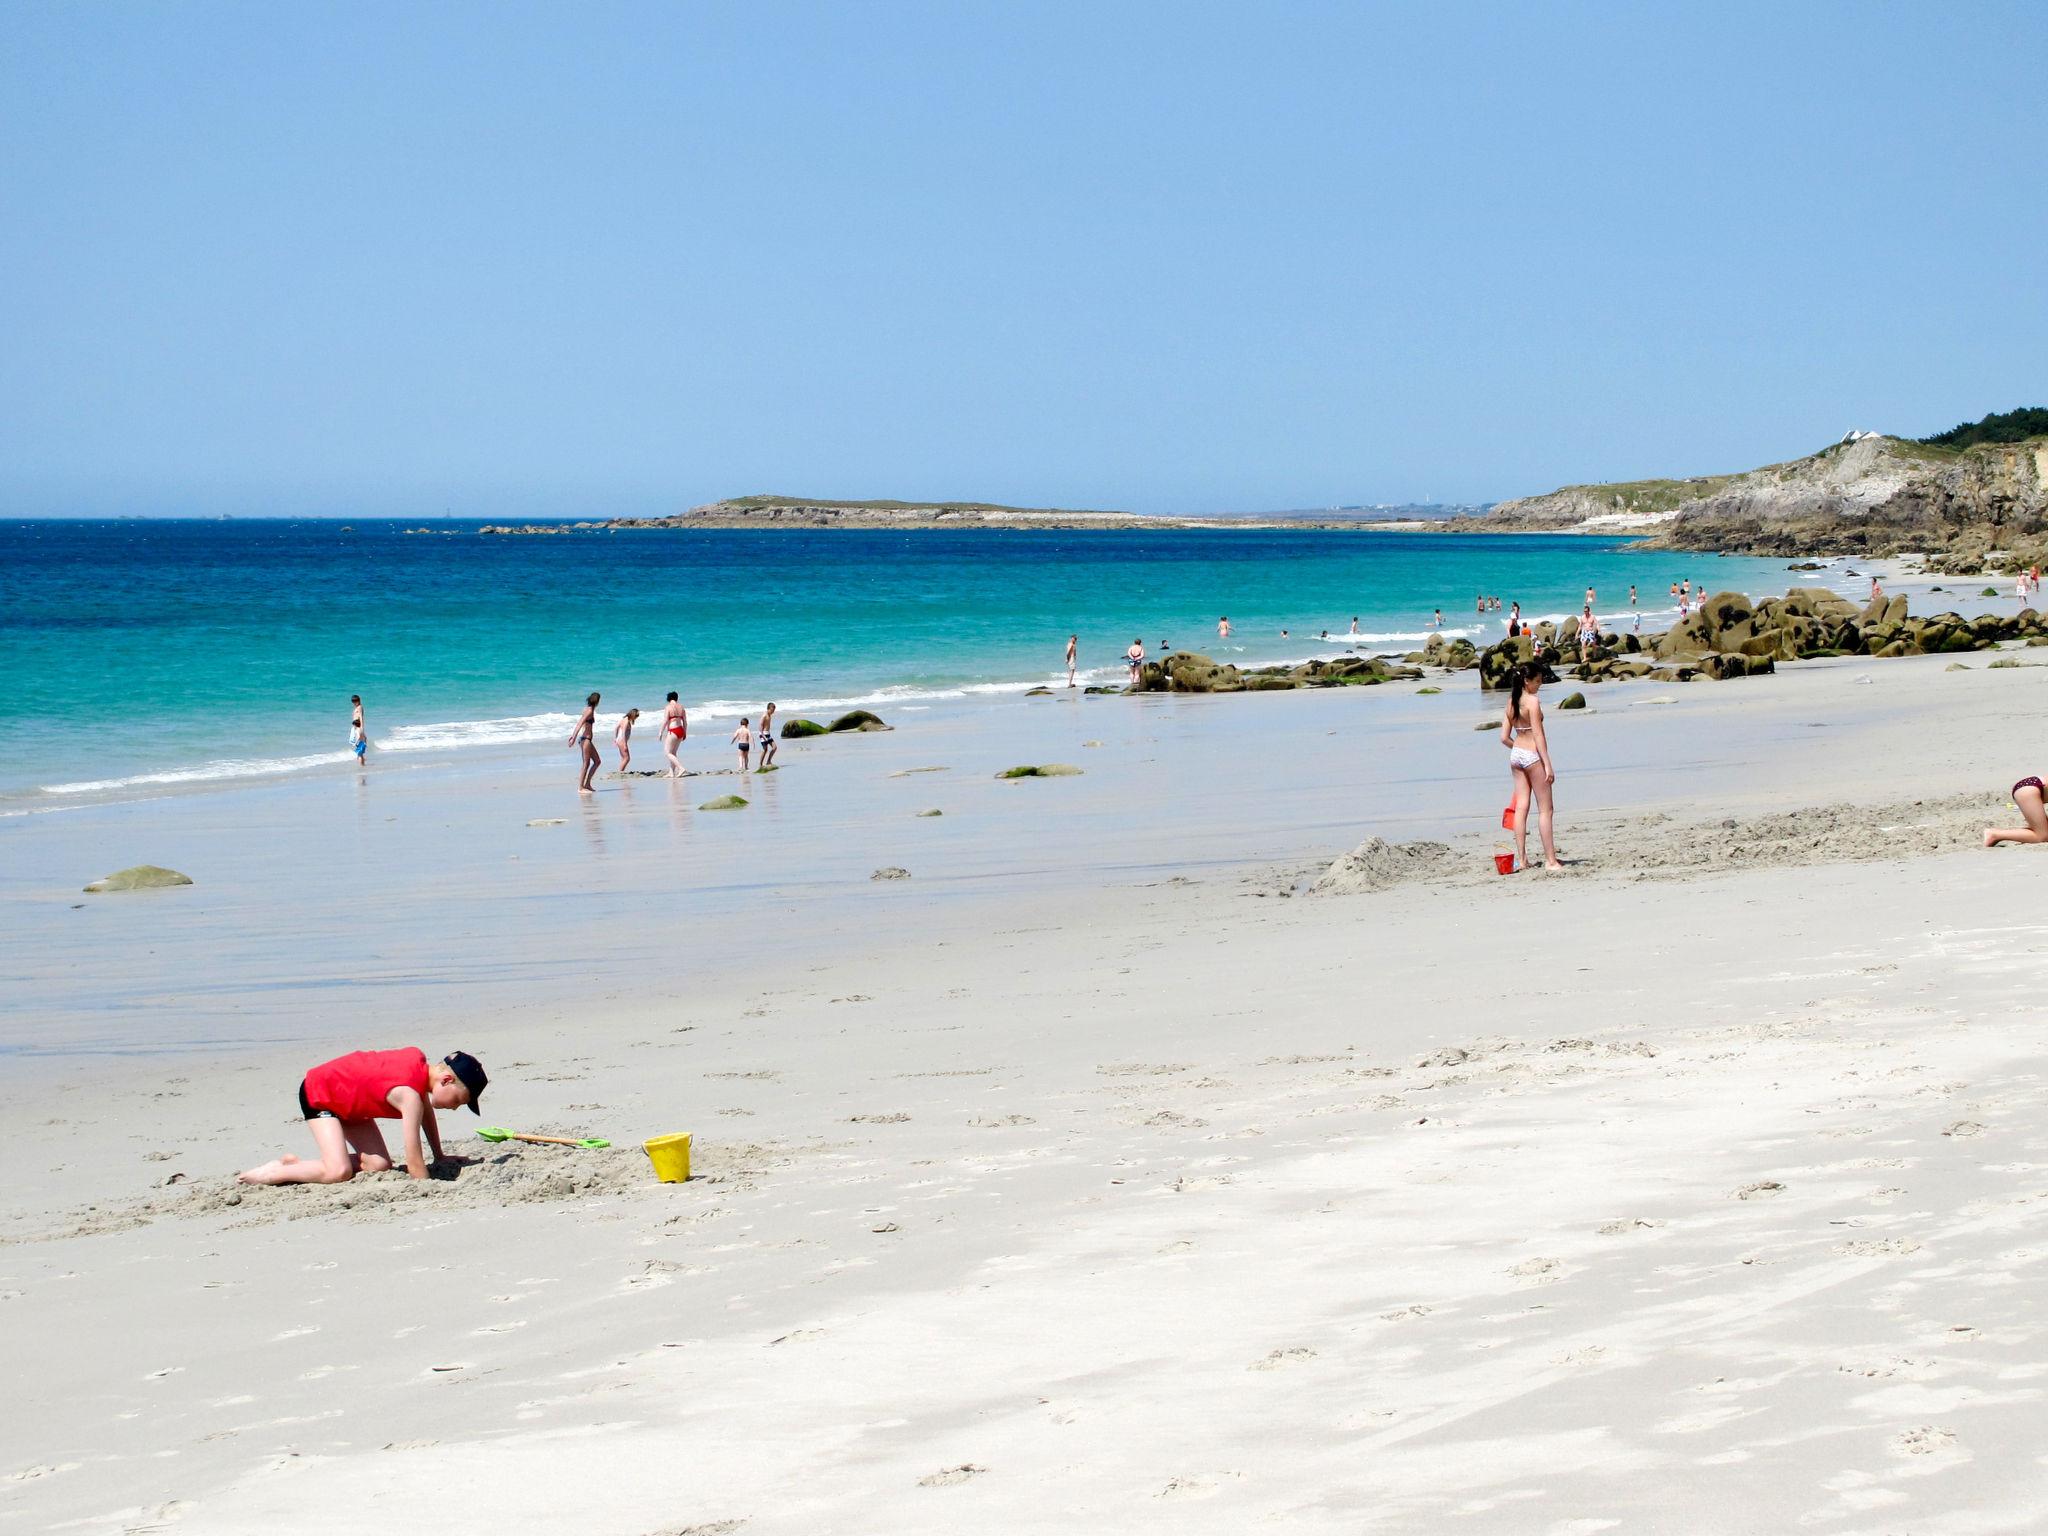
757 704 778 770
731 717 751 772
661 692 687 778
1065 634 1078 687
1502 660 1562 872
570 692 601 793
613 707 639 773
1125 638 1145 688
350 695 367 766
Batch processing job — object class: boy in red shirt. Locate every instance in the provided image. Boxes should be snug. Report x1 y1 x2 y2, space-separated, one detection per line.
237 1047 488 1186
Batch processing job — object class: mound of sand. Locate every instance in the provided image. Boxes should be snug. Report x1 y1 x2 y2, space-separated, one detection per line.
1618 793 1998 876
1308 837 1456 895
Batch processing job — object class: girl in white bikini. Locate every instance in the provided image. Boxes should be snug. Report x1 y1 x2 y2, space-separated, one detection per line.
661 692 687 778
1501 660 1562 872
613 707 639 772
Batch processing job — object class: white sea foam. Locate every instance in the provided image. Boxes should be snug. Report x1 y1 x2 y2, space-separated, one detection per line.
43 751 360 796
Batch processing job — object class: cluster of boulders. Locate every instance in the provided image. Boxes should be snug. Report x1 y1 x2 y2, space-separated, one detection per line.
1477 587 2048 690
1133 652 1423 693
780 709 891 738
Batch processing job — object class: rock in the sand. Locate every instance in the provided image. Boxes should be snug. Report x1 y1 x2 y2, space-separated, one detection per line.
1989 657 2025 669
1417 686 1441 695
997 763 1083 778
1945 662 1971 672
1474 719 1498 731
871 867 911 881
699 795 749 810
526 818 566 827
1557 692 1587 709
1982 586 2001 597
1023 687 1054 697
829 709 891 732
1308 837 1455 895
917 808 943 817
83 865 192 893
780 718 828 738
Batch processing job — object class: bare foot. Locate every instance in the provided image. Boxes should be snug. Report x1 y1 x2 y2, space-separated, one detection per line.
1544 861 1565 872
1983 830 2000 848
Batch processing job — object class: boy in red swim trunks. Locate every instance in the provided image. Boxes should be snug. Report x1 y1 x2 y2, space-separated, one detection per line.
237 1047 488 1185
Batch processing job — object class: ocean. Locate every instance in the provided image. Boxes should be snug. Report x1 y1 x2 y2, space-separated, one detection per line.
0 519 1816 804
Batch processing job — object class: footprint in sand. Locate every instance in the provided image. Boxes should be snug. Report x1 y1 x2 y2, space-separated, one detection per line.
644 1523 746 1536
917 1464 986 1487
848 1113 911 1124
1248 1348 1316 1371
1833 1237 1923 1257
1943 1120 1986 1138
1509 1257 1564 1283
1158 1474 1244 1499
1733 1181 1785 1200
1597 1218 1666 1235
1890 1425 1961 1458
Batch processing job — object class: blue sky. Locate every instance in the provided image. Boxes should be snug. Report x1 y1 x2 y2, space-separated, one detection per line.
2 1 2042 517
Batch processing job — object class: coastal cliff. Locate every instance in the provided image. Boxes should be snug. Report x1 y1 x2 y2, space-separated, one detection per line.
1492 414 2048 572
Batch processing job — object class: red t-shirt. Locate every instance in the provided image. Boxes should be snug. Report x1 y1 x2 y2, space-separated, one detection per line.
302 1047 429 1121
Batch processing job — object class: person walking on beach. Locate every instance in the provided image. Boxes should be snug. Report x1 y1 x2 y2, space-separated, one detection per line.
1066 634 1078 687
731 717 751 772
661 692 687 778
1125 638 1145 687
570 692 601 793
1577 605 1599 658
757 704 778 770
1984 776 2048 848
612 707 640 773
1501 660 1563 872
350 695 367 766
236 1046 487 1186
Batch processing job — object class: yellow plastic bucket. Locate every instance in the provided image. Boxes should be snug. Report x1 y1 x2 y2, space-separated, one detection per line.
643 1132 692 1183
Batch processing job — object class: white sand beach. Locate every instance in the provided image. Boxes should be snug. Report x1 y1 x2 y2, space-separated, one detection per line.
4 639 2047 1534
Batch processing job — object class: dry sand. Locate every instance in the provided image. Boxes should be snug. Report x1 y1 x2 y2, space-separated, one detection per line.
4 645 2047 1533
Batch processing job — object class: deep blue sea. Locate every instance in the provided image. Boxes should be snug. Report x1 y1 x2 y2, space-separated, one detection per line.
0 519 1813 802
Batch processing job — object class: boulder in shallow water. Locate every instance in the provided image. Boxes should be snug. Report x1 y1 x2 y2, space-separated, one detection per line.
1557 692 1587 709
1308 837 1455 896
871 867 911 881
698 795 749 810
829 710 891 732
997 763 1083 778
780 718 828 738
1023 687 1054 697
916 808 943 817
84 864 193 893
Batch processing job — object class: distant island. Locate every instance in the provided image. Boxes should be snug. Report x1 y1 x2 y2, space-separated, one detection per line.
477 494 1478 535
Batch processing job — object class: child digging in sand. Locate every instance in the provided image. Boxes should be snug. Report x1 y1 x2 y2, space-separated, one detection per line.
237 1048 487 1185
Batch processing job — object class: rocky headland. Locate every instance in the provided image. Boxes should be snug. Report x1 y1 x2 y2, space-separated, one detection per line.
478 495 1389 535
1489 412 2048 572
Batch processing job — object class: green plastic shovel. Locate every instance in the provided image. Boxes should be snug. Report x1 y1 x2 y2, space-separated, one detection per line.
476 1126 611 1149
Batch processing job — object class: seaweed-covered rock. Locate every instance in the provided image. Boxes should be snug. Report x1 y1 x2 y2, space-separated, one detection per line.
780 718 828 739
698 795 749 810
996 764 1083 778
1557 692 1586 709
829 710 890 732
870 867 911 881
83 864 193 893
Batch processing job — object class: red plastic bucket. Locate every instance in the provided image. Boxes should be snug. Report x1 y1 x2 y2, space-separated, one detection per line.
1493 852 1516 876
1500 804 1518 830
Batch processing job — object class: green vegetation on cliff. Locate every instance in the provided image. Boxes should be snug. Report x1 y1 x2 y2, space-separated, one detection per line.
1917 407 2048 450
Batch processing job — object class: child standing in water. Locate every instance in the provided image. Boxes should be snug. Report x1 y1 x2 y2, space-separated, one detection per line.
350 695 367 765
731 717 751 772
757 704 778 770
569 692 601 793
661 692 687 778
613 707 639 772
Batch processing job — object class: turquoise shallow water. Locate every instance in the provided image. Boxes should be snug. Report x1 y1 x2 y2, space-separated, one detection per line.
0 519 1807 801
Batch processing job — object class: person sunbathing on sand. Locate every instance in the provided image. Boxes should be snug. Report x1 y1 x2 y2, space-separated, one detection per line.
1984 776 2048 848
1502 660 1563 872
238 1048 486 1185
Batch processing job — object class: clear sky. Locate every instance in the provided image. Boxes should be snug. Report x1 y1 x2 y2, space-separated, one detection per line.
2 2 2042 518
